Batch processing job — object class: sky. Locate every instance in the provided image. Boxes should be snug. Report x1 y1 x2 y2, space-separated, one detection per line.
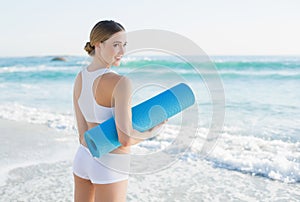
0 0 299 57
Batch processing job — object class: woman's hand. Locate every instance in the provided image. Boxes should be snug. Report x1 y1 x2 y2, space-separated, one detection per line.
133 119 168 140
148 119 168 132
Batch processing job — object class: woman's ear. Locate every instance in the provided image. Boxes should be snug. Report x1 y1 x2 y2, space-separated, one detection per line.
94 42 102 53
95 42 101 49
99 41 106 49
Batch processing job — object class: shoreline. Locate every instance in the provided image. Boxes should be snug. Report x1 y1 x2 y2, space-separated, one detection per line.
0 118 77 201
0 118 77 182
1 119 300 201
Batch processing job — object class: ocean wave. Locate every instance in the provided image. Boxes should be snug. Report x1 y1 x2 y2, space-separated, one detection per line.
131 122 300 183
1 65 299 80
120 56 300 69
118 57 300 79
0 65 80 73
118 67 300 79
131 124 182 154
212 55 300 63
0 103 75 134
1 56 300 80
218 70 300 77
1 102 299 184
201 132 300 183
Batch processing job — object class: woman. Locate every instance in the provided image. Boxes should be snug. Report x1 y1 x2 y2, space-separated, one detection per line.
72 20 164 202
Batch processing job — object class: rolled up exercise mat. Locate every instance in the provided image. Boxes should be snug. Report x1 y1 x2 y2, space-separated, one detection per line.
84 83 195 158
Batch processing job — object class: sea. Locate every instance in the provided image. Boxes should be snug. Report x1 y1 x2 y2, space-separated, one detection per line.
0 55 299 201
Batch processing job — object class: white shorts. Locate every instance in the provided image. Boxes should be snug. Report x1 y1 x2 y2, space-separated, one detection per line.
73 144 130 184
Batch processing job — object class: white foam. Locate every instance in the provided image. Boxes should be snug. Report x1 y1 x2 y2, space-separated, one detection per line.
200 132 300 183
0 65 78 73
1 103 299 183
0 103 75 133
131 124 181 154
116 67 300 77
219 69 300 77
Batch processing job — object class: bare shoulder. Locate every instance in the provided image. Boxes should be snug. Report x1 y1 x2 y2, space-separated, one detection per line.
74 71 82 85
104 72 132 91
73 71 82 99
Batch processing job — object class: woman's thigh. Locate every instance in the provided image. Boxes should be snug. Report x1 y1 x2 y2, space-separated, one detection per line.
94 179 128 202
74 174 95 202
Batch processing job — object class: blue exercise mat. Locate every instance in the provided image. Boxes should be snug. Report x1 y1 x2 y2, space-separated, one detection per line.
84 83 195 158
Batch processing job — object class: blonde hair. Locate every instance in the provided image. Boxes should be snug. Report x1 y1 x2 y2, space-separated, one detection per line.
84 20 125 56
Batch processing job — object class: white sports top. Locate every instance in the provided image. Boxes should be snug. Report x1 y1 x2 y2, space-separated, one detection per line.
78 67 117 123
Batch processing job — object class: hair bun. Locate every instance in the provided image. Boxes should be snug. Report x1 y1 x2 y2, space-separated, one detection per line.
84 42 95 55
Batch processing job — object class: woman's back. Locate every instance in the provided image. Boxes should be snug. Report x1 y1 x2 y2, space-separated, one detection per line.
78 67 116 124
74 65 130 154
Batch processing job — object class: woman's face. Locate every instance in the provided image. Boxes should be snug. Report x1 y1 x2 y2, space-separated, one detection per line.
97 31 127 67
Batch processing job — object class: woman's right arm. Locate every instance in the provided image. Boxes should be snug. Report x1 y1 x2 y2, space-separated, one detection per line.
113 76 163 146
73 73 88 146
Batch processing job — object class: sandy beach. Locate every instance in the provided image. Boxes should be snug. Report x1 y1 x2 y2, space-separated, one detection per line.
1 118 300 201
0 119 76 201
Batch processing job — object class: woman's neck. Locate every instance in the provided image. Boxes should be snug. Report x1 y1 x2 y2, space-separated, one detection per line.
89 55 110 71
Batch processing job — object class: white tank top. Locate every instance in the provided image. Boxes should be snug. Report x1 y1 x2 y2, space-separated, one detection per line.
78 67 116 123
